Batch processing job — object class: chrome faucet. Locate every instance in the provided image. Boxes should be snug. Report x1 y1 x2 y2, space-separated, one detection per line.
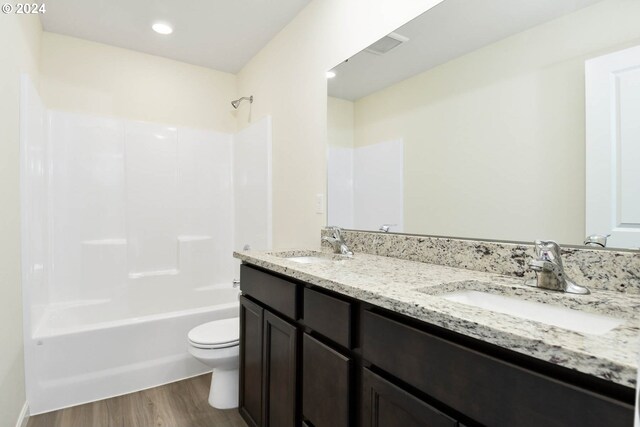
525 240 589 294
322 226 353 257
584 234 609 248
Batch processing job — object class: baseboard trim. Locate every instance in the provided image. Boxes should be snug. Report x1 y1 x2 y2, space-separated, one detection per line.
15 402 29 427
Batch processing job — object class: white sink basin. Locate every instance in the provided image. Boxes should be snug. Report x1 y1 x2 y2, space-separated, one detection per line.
440 290 624 335
272 250 352 264
286 256 334 264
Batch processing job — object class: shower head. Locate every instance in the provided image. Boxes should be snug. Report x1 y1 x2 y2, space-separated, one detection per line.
231 96 254 109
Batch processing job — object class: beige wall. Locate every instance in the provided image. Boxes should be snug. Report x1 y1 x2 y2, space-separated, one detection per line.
327 97 354 149
236 0 443 248
0 14 41 427
40 32 238 133
352 0 640 244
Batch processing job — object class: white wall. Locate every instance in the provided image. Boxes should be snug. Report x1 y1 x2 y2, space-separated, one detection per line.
236 0 444 248
0 13 41 427
40 32 238 133
351 0 640 244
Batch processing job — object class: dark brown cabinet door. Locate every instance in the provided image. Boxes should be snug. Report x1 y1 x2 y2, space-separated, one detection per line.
302 333 351 427
239 296 264 427
362 368 458 427
263 310 298 427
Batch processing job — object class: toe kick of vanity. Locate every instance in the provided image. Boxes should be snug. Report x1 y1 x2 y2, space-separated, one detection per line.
237 263 635 427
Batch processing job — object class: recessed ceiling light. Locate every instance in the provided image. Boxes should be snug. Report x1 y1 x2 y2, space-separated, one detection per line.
326 71 336 79
152 22 173 35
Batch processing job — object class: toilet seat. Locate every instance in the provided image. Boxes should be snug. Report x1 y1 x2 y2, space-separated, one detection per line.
188 317 239 349
189 340 239 350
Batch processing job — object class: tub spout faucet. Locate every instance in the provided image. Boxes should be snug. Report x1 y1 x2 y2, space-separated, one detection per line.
322 226 353 257
525 240 589 294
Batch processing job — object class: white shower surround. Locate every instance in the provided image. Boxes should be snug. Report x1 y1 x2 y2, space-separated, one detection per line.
20 75 272 414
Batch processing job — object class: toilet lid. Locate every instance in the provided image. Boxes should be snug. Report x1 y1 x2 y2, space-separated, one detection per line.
188 317 239 347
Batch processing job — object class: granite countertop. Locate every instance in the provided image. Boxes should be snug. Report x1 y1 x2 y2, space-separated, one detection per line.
233 249 640 389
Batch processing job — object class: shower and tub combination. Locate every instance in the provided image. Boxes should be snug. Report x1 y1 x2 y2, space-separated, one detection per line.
20 75 271 414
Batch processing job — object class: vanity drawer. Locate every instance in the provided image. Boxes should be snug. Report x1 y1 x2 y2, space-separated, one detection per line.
362 368 457 427
362 310 633 427
303 287 352 348
240 265 298 320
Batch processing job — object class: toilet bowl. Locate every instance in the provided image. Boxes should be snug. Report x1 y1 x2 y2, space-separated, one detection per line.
188 317 239 409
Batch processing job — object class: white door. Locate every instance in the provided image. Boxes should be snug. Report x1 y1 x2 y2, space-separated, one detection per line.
585 45 640 249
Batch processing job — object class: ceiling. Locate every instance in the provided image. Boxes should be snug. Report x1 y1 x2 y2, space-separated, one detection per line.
40 0 311 73
328 0 602 101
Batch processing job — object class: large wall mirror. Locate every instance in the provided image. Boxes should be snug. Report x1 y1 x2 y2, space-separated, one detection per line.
326 0 640 250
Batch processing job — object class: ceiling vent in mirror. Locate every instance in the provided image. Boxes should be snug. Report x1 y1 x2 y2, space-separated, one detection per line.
365 32 409 55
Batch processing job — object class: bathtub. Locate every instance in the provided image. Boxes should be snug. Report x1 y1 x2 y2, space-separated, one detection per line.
25 285 239 415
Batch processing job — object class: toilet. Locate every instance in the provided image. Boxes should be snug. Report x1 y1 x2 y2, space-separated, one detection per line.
188 317 240 409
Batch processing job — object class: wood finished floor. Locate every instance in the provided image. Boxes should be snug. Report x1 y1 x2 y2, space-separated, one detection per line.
27 374 247 427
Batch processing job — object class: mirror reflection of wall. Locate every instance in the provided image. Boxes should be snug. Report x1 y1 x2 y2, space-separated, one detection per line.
327 0 640 249
327 100 404 232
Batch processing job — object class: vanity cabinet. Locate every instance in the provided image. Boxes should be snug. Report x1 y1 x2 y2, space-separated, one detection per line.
362 310 633 427
302 333 351 427
239 265 300 427
240 265 355 427
239 264 634 427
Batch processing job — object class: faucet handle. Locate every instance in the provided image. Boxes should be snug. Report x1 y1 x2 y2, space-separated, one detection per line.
533 240 563 266
528 240 589 295
584 234 609 247
325 226 343 239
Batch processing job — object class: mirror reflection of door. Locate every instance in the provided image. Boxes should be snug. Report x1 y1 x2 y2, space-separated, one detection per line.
586 44 640 250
